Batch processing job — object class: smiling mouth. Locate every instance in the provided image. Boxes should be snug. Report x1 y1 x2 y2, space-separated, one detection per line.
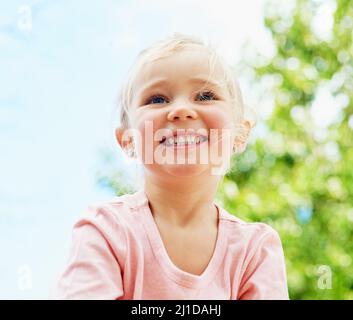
159 134 208 147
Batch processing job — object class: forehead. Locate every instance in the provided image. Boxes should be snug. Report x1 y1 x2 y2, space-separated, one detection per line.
132 47 226 95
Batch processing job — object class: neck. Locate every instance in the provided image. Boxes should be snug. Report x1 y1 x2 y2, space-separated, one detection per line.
143 169 221 228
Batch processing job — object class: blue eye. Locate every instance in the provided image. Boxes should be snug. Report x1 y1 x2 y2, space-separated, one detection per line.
146 95 168 104
144 91 217 105
198 91 217 101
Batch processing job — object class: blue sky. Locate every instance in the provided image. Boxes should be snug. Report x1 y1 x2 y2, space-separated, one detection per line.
0 0 271 299
3 0 334 299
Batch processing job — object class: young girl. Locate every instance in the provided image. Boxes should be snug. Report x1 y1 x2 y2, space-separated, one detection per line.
51 33 289 300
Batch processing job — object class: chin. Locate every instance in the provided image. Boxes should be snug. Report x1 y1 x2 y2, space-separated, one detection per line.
162 163 210 177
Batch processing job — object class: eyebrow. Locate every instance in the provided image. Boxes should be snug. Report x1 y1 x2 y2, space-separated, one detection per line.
136 77 225 98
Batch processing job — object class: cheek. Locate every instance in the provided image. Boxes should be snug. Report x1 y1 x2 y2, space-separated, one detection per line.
134 108 165 130
201 108 235 132
201 108 236 154
133 109 165 160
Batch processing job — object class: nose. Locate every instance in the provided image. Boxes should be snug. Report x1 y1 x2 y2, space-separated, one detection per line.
166 105 198 121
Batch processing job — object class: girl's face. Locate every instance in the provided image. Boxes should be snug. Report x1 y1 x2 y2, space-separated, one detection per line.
123 47 237 178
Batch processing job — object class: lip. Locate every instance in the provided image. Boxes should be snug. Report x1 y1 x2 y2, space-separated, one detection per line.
159 128 209 144
162 137 208 149
159 134 208 148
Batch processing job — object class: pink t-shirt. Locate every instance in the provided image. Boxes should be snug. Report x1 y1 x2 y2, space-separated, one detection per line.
51 188 289 300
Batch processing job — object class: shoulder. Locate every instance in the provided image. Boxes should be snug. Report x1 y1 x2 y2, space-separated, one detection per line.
217 203 283 252
74 189 148 239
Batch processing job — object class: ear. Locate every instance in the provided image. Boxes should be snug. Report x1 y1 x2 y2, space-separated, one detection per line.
115 127 134 155
233 120 252 154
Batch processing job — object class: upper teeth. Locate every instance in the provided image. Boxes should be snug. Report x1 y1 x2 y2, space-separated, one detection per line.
164 135 202 145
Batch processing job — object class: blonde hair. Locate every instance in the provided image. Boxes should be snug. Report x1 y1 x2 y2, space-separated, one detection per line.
117 32 250 130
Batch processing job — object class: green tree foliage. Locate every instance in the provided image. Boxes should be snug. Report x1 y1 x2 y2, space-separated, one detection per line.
219 0 353 299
